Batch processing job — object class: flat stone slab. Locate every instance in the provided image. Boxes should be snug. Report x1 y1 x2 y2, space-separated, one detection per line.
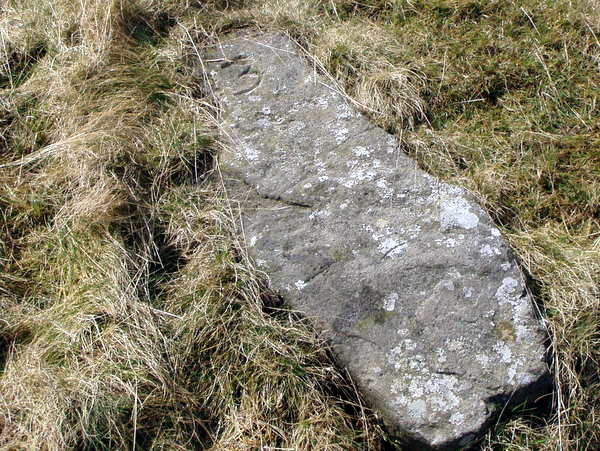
201 33 549 449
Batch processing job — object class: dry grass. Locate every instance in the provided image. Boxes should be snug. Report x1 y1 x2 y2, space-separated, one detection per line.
1 0 598 449
312 21 426 129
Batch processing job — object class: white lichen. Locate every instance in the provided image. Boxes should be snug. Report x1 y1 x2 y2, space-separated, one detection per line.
333 127 349 144
441 280 455 291
495 277 519 304
336 102 353 119
295 280 307 290
316 95 329 108
440 197 480 230
353 146 372 157
480 244 501 257
383 292 399 311
493 342 512 363
375 178 394 199
309 209 331 220
450 412 466 426
243 146 259 161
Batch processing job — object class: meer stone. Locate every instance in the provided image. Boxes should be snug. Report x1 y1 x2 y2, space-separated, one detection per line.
200 33 550 449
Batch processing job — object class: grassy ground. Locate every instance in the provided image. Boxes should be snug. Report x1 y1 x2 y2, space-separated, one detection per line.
0 0 598 449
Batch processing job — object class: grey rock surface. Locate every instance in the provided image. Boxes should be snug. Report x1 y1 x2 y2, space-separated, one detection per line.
201 33 549 449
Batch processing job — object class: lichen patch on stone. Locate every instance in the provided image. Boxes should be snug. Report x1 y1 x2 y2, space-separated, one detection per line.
383 292 399 311
440 197 480 230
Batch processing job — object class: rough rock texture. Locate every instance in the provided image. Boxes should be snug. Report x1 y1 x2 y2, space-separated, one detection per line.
201 33 550 449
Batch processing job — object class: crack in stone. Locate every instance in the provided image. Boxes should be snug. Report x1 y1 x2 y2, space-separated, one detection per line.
262 194 312 208
218 53 248 68
381 242 407 260
435 370 465 377
238 64 251 77
239 176 314 208
302 259 335 285
341 332 385 354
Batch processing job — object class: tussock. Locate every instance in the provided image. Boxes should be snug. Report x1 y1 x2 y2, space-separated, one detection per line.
312 22 426 129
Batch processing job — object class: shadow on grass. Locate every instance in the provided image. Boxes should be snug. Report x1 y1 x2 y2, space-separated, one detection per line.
0 43 46 89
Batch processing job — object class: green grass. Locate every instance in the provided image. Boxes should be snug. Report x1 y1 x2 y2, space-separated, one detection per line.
0 0 599 449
